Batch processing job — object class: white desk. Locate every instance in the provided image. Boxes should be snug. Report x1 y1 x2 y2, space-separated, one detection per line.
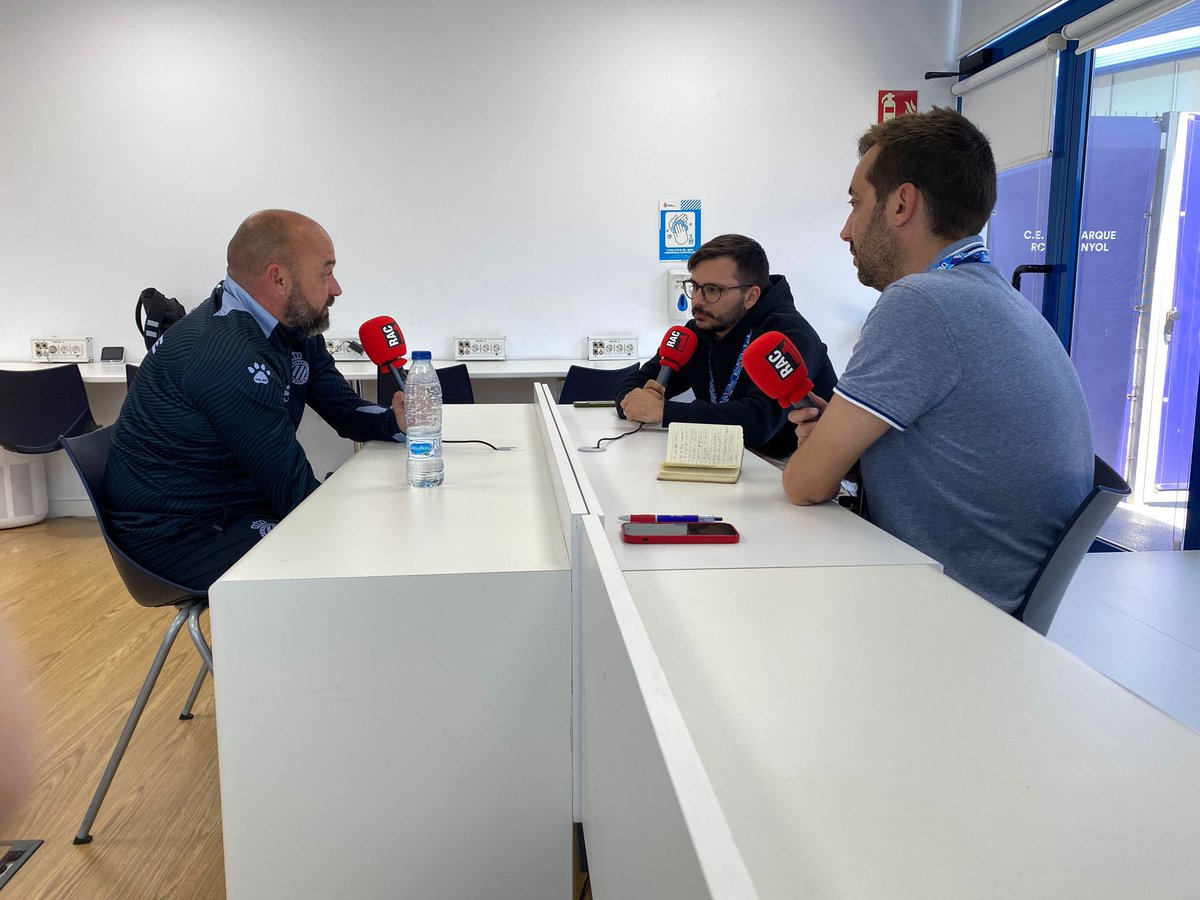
1049 550 1200 733
555 404 937 572
579 521 1200 899
333 357 637 382
0 357 636 383
204 386 1200 899
0 360 133 383
210 405 573 899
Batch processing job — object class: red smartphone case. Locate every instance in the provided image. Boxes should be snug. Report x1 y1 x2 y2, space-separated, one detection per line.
620 522 740 544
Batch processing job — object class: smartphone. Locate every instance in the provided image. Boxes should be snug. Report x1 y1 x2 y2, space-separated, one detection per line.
620 522 739 544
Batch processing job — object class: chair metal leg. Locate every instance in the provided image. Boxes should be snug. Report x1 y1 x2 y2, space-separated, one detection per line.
180 601 212 719
73 606 190 845
186 601 214 672
179 662 208 720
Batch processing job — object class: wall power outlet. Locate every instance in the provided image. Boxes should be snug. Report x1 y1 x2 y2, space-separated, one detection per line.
455 337 506 360
324 336 366 360
31 337 93 362
587 337 638 360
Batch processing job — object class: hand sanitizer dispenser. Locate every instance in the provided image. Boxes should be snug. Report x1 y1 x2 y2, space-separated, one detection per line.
667 268 691 322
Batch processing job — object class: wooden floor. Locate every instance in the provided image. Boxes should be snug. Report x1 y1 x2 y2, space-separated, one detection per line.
0 518 223 899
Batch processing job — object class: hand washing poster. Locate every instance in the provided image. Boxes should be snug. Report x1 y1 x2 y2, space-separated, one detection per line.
660 199 701 261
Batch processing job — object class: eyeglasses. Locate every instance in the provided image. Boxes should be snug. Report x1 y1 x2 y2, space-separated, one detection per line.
682 280 754 303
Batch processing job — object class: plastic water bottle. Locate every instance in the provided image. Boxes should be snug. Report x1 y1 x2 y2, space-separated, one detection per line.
405 351 444 488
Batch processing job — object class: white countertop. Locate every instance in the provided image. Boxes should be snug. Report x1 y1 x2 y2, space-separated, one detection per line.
556 404 937 572
1049 550 1200 733
625 564 1200 898
220 404 569 582
1 357 639 383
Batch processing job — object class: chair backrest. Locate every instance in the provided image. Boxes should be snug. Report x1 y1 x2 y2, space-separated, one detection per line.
59 426 206 608
125 363 140 388
1016 455 1131 636
558 363 641 405
375 365 476 406
434 364 475 404
0 364 99 454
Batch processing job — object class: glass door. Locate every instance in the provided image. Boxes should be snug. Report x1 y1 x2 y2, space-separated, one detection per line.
990 158 1054 314
1072 1 1200 549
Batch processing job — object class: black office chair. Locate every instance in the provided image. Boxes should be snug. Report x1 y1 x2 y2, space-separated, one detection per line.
59 425 213 845
0 365 99 454
558 363 641 405
1014 455 1131 636
124 363 139 387
376 364 475 406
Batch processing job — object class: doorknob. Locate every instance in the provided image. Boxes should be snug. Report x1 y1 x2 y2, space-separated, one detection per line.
1164 307 1181 343
1011 264 1054 292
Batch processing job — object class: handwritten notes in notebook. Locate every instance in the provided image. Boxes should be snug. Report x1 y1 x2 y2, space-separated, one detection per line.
657 422 744 484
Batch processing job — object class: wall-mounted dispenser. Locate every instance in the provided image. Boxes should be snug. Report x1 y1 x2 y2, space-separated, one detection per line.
667 268 690 322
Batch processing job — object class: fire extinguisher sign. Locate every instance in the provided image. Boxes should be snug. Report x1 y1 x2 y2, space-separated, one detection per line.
878 90 918 123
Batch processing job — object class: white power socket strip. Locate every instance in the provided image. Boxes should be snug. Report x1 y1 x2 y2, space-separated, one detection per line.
31 337 93 362
324 336 366 361
455 337 506 360
587 336 638 360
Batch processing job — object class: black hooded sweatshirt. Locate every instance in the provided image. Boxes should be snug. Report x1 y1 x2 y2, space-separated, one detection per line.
616 274 837 458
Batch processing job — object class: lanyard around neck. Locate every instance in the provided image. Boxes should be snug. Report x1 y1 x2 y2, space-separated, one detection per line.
932 240 992 271
708 331 754 405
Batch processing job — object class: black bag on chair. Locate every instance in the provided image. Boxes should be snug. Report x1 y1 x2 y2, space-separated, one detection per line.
135 287 187 350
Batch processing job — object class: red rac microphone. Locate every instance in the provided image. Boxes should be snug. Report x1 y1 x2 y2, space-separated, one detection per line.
359 316 409 392
654 325 698 387
743 331 818 410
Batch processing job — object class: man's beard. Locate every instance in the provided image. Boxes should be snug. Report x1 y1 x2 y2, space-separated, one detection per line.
692 295 748 336
284 283 332 336
852 201 902 291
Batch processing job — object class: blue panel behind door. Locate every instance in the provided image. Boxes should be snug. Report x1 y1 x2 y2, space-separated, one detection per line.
1072 116 1160 476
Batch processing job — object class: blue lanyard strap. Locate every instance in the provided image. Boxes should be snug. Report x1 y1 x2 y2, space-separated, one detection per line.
708 331 754 405
932 240 992 271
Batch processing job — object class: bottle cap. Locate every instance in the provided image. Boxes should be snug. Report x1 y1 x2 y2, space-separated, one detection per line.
412 350 432 360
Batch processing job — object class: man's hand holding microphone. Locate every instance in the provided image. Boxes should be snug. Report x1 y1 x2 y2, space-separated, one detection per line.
742 330 824 447
359 315 410 432
620 326 698 423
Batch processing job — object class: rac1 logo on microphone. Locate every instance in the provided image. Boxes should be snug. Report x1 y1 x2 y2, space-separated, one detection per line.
767 340 798 380
381 323 403 348
665 329 688 352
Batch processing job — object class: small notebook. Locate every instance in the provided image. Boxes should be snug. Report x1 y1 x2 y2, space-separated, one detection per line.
657 422 744 484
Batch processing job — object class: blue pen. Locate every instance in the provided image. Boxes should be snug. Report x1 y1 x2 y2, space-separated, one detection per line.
619 515 723 523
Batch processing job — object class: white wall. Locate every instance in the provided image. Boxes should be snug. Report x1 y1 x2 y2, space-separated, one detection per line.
0 0 956 374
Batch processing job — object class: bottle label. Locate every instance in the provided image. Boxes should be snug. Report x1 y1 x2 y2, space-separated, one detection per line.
409 441 434 457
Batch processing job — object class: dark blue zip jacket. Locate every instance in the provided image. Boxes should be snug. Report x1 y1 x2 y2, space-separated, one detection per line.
104 282 400 544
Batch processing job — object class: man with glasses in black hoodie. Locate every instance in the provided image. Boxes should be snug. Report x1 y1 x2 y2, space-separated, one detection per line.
617 233 837 457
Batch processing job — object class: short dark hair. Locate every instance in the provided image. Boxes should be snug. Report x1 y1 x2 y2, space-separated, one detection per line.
857 107 996 240
687 234 770 290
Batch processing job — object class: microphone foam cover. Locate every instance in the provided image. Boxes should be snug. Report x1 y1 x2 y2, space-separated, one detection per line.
358 316 408 370
657 326 698 372
743 331 814 408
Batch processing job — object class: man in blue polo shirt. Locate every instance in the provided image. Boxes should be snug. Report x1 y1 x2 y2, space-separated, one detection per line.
782 108 1094 612
105 209 407 589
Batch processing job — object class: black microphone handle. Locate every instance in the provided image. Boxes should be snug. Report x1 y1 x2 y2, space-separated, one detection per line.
388 362 407 392
790 393 818 411
654 364 673 388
